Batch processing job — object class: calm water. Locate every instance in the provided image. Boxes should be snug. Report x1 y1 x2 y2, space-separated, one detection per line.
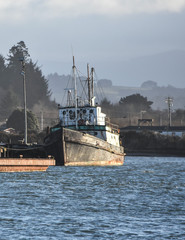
0 157 185 240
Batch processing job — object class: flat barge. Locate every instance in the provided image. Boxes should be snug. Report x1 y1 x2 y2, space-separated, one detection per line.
0 158 55 172
0 144 55 172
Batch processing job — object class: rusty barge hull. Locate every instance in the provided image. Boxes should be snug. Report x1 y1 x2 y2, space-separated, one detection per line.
44 128 124 166
0 158 55 172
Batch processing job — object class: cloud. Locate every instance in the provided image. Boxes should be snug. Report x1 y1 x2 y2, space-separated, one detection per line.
0 0 185 22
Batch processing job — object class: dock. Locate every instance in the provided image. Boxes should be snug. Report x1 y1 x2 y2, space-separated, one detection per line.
0 158 55 172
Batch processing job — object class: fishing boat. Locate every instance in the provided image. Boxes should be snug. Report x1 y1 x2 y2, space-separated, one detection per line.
44 57 125 166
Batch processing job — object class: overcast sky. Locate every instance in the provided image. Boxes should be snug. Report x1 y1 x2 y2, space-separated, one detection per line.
1 0 185 87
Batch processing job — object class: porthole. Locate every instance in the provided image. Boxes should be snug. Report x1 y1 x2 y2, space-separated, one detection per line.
83 109 86 114
63 111 66 115
90 109 93 113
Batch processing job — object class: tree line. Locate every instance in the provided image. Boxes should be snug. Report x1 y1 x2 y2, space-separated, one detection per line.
0 41 56 120
100 94 185 127
0 41 184 132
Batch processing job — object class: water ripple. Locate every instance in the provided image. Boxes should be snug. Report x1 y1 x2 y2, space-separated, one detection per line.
0 157 185 239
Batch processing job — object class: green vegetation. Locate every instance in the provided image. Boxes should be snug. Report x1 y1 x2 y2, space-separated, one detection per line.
0 41 56 122
6 109 39 132
100 94 185 127
0 131 46 145
0 41 57 131
119 94 153 112
100 93 185 156
121 131 185 156
0 41 185 150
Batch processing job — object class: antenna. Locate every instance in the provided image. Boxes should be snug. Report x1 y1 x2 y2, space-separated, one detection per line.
72 56 78 129
87 64 91 105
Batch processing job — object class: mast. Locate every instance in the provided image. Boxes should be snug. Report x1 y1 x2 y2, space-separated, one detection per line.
91 67 94 106
90 67 95 106
87 64 91 105
72 56 78 129
20 56 27 144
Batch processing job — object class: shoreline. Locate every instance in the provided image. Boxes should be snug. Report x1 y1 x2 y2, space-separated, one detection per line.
125 149 185 157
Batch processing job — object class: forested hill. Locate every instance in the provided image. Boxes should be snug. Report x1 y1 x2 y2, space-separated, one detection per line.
0 41 55 120
47 73 185 110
